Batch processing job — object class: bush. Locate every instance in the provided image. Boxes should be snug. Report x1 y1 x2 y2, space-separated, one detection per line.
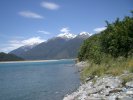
78 34 104 64
78 12 133 63
101 16 133 57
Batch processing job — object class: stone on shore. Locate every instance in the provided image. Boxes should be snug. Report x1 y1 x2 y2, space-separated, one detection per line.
63 75 133 100
126 81 133 88
75 61 88 71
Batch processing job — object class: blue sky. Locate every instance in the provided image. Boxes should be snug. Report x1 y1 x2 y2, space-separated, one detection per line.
0 0 132 52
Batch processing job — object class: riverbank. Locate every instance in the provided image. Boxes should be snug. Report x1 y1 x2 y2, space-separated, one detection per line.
0 60 58 64
63 60 133 100
0 59 75 64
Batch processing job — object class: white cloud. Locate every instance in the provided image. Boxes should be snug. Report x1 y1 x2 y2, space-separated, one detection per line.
0 47 18 53
60 27 70 33
19 11 44 19
57 27 77 39
1 37 45 53
41 1 59 10
22 37 45 45
37 30 50 35
93 27 106 33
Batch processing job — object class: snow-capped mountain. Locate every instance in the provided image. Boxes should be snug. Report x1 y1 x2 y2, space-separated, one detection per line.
75 32 90 39
57 33 77 39
79 32 91 36
10 32 91 60
57 32 91 39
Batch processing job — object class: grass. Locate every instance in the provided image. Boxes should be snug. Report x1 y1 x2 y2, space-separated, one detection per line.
80 57 133 82
121 75 133 86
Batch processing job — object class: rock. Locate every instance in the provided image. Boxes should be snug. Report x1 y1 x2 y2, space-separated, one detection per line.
90 93 107 99
126 90 133 95
75 61 88 71
94 76 122 89
77 92 87 100
105 78 122 89
87 86 104 94
118 96 133 100
108 95 118 100
85 76 94 82
102 88 111 96
126 81 133 88
109 88 122 93
63 75 133 100
122 87 127 92
86 96 105 100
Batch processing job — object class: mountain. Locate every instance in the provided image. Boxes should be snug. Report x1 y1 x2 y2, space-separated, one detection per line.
10 43 38 57
0 52 24 61
57 32 77 39
10 32 90 60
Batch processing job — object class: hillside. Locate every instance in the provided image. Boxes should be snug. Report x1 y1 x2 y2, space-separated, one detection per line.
9 43 39 58
78 12 133 79
0 52 24 61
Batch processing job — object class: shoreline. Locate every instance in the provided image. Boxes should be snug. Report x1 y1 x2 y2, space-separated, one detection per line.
63 61 133 100
0 59 76 64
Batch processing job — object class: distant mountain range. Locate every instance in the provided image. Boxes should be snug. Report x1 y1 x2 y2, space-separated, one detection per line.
0 52 24 61
10 32 91 60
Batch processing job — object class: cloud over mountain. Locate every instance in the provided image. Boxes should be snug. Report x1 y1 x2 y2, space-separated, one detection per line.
1 37 45 53
60 27 70 33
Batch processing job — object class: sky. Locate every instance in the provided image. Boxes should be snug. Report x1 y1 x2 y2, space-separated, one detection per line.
0 0 133 53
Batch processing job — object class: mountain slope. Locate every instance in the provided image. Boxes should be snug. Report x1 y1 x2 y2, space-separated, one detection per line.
20 37 68 59
10 43 38 57
56 34 88 58
0 52 24 61
10 33 90 60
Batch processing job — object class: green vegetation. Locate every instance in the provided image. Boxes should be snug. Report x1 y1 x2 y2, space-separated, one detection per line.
78 11 133 82
0 52 24 61
80 57 133 82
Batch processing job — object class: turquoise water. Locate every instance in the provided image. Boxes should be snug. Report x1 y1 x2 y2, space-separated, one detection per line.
0 59 80 100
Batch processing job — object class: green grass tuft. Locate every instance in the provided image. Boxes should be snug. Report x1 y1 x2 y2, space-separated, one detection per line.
80 57 133 82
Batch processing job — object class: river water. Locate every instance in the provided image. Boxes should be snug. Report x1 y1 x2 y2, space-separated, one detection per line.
0 59 80 100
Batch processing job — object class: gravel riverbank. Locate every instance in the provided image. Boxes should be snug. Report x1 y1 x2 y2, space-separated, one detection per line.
63 62 133 100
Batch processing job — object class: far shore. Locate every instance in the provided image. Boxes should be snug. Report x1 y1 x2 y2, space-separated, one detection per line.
0 59 76 64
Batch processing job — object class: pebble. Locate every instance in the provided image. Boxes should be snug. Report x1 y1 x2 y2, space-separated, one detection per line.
63 75 133 100
126 91 133 95
126 81 133 88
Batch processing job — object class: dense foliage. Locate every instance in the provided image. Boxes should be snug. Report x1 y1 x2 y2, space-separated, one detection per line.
101 16 133 57
78 12 133 63
78 34 102 64
0 52 24 61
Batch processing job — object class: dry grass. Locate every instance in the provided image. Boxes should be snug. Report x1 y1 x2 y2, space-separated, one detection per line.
80 57 133 82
